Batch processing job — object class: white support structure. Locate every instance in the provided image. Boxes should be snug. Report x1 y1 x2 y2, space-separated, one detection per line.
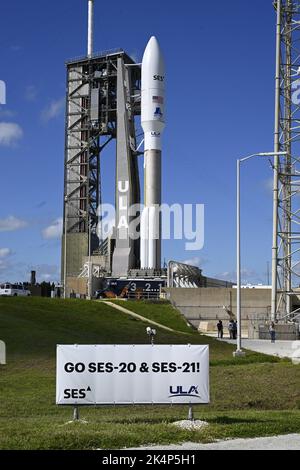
78 262 106 279
87 0 94 58
167 261 202 289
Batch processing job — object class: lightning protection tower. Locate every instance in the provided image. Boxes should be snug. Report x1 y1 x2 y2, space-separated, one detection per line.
272 0 300 320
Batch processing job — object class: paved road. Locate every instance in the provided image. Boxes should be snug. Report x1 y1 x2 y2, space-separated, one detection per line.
129 434 300 450
100 301 177 333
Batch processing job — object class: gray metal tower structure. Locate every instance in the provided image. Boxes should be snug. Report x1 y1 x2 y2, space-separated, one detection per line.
112 57 141 277
272 0 300 319
61 50 141 293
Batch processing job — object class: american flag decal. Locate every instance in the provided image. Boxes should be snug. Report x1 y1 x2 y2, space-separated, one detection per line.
152 96 164 104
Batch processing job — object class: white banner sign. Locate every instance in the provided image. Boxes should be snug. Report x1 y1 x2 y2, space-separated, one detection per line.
56 344 209 405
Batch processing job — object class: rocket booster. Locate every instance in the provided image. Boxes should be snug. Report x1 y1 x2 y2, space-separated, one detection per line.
140 36 165 269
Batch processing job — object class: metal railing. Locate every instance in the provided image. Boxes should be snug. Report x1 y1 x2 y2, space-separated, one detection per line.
127 291 161 301
66 48 124 64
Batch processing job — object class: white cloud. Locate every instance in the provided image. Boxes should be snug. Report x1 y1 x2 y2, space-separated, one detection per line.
0 109 16 118
0 216 27 232
42 218 63 239
41 98 64 122
214 268 263 284
0 248 12 258
216 271 235 282
25 85 38 102
29 264 60 283
10 45 22 52
182 256 208 268
264 177 300 198
0 248 12 272
263 177 274 193
0 122 23 146
0 259 8 271
129 51 139 63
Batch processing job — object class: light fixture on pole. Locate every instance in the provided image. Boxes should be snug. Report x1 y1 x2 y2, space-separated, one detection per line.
146 327 156 344
234 151 287 358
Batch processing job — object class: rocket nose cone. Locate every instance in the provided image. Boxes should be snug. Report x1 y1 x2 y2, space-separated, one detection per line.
142 36 164 69
149 36 159 46
144 36 160 55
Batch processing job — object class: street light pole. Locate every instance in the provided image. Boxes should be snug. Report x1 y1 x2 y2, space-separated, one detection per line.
234 151 287 358
236 158 242 355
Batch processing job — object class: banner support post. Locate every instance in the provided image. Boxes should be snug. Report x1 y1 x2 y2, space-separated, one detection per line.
188 405 194 421
73 406 79 421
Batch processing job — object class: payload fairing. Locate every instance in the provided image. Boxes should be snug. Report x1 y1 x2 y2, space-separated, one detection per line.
140 36 165 269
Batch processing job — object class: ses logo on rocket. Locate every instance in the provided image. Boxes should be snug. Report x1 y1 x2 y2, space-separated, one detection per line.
153 74 164 82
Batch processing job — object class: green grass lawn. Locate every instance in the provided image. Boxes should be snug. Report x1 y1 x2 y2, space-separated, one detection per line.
110 299 193 333
0 297 300 449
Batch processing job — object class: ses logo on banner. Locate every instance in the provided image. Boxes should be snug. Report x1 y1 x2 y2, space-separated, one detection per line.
63 386 92 399
56 344 209 405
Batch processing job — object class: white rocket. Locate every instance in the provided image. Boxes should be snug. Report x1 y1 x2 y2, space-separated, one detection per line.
140 36 165 269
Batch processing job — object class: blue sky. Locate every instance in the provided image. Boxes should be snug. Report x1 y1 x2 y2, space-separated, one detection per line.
0 0 277 284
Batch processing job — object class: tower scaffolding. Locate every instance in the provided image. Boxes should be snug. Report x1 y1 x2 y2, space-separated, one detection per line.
61 49 141 294
272 0 300 319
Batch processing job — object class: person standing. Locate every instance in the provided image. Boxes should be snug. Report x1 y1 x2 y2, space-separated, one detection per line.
269 322 276 343
217 320 224 339
233 320 238 340
228 320 234 339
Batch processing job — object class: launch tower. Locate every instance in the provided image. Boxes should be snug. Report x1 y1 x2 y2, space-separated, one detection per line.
61 2 142 295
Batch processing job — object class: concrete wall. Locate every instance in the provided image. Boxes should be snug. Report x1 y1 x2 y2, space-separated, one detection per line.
257 323 298 341
61 233 88 280
66 276 104 298
166 287 271 329
66 277 87 297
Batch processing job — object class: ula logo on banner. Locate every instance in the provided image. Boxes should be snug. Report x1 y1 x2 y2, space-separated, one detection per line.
169 385 200 398
0 80 6 105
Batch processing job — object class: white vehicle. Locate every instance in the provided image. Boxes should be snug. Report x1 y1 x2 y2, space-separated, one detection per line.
0 283 31 297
